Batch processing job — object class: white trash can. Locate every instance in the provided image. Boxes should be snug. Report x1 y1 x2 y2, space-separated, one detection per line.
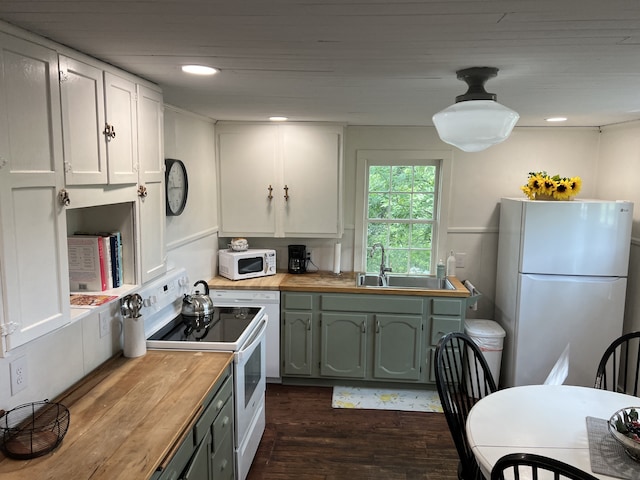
465 319 506 391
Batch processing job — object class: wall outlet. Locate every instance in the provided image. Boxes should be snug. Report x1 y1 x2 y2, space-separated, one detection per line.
99 311 111 338
10 355 28 396
455 253 466 268
306 250 312 260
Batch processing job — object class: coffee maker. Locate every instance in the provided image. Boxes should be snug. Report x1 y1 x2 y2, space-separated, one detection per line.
288 244 307 274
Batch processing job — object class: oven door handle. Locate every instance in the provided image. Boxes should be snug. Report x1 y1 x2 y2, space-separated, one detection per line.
235 315 268 363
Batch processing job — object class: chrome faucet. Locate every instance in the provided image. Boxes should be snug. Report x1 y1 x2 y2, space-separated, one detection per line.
370 243 392 285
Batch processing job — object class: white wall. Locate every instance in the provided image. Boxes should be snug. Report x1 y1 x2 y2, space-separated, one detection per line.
597 121 640 334
164 106 218 283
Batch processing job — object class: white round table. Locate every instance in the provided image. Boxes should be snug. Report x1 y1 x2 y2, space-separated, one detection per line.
465 384 640 479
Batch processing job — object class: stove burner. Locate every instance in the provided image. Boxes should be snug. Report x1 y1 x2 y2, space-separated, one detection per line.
182 314 214 339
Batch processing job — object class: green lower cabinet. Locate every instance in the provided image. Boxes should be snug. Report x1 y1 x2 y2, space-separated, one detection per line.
153 366 235 480
281 292 466 386
283 310 314 376
320 313 368 378
373 314 423 381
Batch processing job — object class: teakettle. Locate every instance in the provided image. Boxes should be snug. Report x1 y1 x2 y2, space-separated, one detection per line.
182 280 214 318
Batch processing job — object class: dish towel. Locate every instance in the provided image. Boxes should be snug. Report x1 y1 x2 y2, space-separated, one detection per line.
586 416 640 479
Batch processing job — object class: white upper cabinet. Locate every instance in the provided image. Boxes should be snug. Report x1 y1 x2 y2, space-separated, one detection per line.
281 125 342 237
59 56 107 184
104 71 138 184
0 33 70 355
217 123 343 238
136 84 166 283
60 56 138 186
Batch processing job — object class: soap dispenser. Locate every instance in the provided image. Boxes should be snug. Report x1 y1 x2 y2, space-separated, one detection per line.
436 259 446 279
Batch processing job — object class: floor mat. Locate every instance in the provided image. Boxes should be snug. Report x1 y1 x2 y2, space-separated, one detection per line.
332 386 443 413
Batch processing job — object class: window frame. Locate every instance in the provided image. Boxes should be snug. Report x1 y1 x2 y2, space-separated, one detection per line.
354 149 452 274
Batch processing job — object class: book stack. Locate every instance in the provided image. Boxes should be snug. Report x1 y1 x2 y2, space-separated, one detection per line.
67 232 123 292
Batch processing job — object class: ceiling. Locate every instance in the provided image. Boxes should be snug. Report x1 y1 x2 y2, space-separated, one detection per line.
1 0 640 127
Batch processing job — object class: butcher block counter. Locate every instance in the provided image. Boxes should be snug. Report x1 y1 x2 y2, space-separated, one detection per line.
0 350 233 480
208 271 470 297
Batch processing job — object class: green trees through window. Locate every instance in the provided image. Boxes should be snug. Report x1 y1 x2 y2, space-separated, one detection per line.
366 164 438 275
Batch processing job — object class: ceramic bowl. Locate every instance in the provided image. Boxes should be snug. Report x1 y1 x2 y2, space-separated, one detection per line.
608 407 640 461
229 238 249 251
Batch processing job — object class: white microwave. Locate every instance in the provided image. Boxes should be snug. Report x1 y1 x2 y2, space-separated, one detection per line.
218 248 277 280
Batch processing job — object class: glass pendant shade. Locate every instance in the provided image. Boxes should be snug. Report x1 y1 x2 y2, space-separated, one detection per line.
432 100 520 152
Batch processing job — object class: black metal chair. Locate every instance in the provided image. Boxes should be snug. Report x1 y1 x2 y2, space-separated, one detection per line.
491 453 598 480
435 331 498 480
594 331 640 395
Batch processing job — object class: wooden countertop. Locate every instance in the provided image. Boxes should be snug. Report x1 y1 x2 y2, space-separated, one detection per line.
0 350 233 480
208 272 470 297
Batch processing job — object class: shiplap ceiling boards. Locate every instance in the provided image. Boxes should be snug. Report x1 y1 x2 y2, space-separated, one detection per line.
0 0 639 127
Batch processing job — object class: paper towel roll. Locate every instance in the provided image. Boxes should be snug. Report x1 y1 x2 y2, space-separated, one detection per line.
123 315 147 358
333 243 341 274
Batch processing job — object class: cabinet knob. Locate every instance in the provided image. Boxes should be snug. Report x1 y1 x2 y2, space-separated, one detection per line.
58 189 70 207
137 185 148 198
267 184 273 200
284 184 289 201
102 123 116 140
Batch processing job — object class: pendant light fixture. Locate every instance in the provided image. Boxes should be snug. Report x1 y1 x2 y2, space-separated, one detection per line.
432 67 519 153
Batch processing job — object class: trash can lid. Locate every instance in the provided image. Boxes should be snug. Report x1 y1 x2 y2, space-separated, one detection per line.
465 319 506 338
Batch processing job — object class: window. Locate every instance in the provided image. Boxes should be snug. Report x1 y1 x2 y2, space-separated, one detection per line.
355 150 451 276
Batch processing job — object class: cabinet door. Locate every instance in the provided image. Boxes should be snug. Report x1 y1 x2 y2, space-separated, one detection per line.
282 311 313 376
320 313 367 378
218 125 278 236
59 55 107 185
282 125 342 237
373 314 422 381
0 33 69 353
137 84 166 283
181 431 212 480
104 71 138 184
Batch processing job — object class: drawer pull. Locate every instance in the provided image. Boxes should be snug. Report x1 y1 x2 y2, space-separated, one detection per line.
222 416 229 427
220 459 228 471
216 399 224 411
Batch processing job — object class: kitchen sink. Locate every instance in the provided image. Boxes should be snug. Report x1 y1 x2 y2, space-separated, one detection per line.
356 273 454 290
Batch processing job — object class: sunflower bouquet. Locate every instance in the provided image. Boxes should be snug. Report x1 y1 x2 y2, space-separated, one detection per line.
521 171 582 200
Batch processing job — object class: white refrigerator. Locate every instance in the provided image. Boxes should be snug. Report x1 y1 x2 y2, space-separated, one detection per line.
495 198 633 387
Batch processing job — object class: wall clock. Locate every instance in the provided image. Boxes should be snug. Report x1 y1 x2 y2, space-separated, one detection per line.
165 158 188 216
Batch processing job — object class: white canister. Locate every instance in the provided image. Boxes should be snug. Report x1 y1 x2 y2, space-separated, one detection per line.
123 316 147 358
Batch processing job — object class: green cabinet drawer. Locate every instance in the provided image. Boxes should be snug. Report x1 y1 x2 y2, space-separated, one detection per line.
283 293 314 310
430 316 462 346
212 395 233 454
194 374 233 446
431 298 463 316
211 430 234 480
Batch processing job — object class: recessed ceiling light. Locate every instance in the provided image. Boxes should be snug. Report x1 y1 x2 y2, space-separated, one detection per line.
181 65 218 75
269 116 288 122
545 117 568 122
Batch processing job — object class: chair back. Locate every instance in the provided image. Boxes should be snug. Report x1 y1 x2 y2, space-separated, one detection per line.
595 331 640 395
435 331 497 480
491 453 598 480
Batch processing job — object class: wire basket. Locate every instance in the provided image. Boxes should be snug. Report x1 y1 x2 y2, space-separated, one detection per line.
0 400 70 460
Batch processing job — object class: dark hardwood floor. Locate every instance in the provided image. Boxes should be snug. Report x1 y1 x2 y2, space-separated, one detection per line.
246 384 460 480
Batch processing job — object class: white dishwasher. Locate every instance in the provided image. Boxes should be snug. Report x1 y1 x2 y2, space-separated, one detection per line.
210 289 281 382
